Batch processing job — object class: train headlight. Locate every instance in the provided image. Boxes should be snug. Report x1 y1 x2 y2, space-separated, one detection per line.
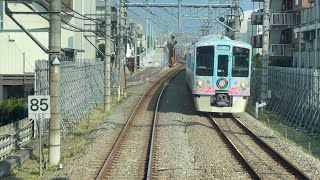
240 82 247 90
197 80 203 87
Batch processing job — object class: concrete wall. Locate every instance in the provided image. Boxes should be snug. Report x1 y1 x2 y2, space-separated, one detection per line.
271 0 284 12
269 30 282 44
239 10 259 44
0 32 48 74
73 0 96 59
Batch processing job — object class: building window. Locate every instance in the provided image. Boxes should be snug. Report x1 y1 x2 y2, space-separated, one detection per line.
295 32 298 39
295 0 298 6
0 1 3 30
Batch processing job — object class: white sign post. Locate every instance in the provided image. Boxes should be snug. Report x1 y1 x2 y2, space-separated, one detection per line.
28 95 51 119
28 95 50 176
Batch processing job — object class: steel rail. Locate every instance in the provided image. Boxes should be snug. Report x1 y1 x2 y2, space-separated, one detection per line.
146 69 184 180
207 113 262 180
95 65 184 180
230 116 311 180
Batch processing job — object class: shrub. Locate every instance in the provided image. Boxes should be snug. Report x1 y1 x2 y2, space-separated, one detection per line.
269 56 293 67
0 97 27 126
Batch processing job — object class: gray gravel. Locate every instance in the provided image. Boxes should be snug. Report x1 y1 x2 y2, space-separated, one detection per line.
155 71 250 179
238 113 320 179
43 68 320 180
43 68 169 180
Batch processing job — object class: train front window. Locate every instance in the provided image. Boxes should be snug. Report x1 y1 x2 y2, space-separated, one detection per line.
232 47 250 77
196 46 214 76
217 55 229 77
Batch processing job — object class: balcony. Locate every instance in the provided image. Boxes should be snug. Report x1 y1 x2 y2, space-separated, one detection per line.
251 12 263 25
270 13 295 26
301 6 320 24
251 35 262 48
270 44 293 57
303 31 317 42
308 0 320 4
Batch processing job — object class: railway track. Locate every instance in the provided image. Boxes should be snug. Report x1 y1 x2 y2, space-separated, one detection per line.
208 113 311 180
95 65 184 180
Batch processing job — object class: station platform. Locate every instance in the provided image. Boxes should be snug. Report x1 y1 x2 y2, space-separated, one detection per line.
126 47 169 86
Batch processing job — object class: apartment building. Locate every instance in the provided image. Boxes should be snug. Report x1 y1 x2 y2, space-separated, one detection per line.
294 0 320 68
0 0 97 102
251 0 310 66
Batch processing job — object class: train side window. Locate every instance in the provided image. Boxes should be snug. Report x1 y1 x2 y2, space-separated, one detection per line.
196 46 214 76
232 47 250 77
217 55 229 77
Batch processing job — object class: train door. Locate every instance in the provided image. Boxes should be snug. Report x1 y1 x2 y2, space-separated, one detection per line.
214 53 231 90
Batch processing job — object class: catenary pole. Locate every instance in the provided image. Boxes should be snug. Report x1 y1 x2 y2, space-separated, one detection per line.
315 0 318 68
49 0 61 165
119 0 126 96
261 0 270 104
178 0 182 28
233 0 240 40
134 22 137 73
104 0 111 112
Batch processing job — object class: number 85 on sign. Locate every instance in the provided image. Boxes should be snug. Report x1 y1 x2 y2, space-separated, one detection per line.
28 95 51 119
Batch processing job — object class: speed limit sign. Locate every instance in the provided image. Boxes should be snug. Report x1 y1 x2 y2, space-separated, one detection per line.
28 95 51 119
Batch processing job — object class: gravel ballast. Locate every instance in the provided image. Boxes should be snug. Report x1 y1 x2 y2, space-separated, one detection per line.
41 68 320 179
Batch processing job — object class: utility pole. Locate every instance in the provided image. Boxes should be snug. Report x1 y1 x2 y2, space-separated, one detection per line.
119 0 126 96
104 0 111 112
134 22 137 72
233 0 240 40
49 0 61 165
178 0 182 28
315 0 318 68
224 0 230 37
261 0 270 104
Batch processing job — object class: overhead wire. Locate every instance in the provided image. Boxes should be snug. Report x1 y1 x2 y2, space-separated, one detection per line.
127 8 168 32
26 0 100 33
60 0 100 23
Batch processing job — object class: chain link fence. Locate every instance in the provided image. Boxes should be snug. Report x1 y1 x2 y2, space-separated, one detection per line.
35 59 119 132
250 66 320 134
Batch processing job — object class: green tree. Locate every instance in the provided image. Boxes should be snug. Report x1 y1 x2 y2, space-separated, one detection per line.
252 53 262 68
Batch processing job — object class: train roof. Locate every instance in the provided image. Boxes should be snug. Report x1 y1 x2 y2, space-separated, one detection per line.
193 34 252 49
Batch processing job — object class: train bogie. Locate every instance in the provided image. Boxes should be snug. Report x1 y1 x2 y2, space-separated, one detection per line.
194 95 248 113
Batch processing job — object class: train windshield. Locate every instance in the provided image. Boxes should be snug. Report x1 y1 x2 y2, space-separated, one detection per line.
217 55 229 77
196 46 214 76
232 47 250 77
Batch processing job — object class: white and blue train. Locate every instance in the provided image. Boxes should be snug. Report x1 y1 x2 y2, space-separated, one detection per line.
186 34 252 113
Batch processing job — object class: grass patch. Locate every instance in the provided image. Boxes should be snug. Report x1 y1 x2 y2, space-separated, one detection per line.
2 95 128 180
247 104 320 160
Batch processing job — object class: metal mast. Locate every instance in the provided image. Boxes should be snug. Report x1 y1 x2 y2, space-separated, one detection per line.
233 0 240 40
261 0 270 104
119 0 126 96
49 0 61 165
104 0 111 112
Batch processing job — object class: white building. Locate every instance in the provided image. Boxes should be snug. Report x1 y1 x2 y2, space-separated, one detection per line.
0 0 97 102
226 9 261 54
